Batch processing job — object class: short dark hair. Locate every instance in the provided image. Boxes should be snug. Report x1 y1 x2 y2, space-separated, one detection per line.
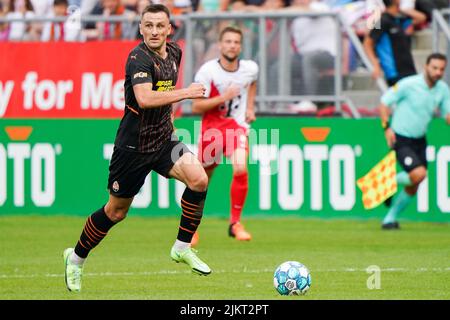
426 52 447 65
54 0 68 6
141 4 171 20
219 25 243 41
382 0 394 7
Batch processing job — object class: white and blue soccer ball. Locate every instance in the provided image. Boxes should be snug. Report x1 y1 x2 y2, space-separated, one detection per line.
273 261 311 296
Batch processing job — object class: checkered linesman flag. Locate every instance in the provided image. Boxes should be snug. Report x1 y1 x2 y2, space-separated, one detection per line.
356 151 398 209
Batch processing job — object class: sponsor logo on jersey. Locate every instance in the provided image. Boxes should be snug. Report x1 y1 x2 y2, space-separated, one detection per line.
133 72 148 79
156 80 175 92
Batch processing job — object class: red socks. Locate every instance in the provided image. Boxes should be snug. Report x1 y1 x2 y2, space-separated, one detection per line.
230 172 248 224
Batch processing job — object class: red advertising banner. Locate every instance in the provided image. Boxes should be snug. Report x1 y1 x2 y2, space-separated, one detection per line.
0 40 185 119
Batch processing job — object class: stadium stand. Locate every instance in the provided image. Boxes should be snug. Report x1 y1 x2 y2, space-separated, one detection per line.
0 0 448 115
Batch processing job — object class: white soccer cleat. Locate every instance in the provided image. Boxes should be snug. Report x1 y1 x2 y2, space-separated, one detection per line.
63 248 83 292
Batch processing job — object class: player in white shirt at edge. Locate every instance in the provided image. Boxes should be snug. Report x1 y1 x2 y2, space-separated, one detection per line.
191 25 259 244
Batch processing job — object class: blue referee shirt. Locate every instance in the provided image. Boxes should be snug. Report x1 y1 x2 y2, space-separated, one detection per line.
381 74 450 138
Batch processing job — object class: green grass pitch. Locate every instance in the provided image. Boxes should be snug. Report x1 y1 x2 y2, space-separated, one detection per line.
1 215 449 300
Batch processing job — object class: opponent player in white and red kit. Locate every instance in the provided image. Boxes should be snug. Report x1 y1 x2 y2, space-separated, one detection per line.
192 25 259 243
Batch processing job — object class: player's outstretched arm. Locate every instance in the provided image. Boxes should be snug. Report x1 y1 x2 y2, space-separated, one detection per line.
133 83 206 109
192 83 240 114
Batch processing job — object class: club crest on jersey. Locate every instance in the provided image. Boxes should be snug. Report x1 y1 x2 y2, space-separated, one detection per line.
404 156 413 166
112 181 120 192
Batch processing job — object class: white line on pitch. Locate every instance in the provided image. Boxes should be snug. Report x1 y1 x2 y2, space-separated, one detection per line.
1 267 450 280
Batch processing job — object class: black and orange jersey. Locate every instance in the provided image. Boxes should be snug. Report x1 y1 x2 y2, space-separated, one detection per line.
114 41 182 153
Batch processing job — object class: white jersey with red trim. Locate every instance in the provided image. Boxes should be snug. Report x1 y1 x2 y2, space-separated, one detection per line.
194 59 259 129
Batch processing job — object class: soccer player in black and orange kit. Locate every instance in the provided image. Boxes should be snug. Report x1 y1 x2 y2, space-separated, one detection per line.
63 4 211 292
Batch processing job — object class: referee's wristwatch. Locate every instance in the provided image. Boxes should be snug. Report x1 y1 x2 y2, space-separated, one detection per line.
381 120 390 131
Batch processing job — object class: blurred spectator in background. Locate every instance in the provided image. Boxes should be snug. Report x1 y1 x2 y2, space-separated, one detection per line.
399 0 427 26
149 0 193 14
28 0 53 39
156 0 186 21
81 0 99 15
261 0 286 10
196 0 230 11
432 0 449 11
130 0 151 39
230 0 291 12
414 0 443 24
30 0 52 16
363 0 416 86
69 0 82 7
122 0 139 10
289 0 337 101
0 1 8 41
0 0 8 10
367 0 429 26
83 0 135 40
5 0 39 41
191 0 231 70
154 0 184 15
229 0 266 11
401 0 450 25
173 0 194 13
229 0 287 71
41 0 81 41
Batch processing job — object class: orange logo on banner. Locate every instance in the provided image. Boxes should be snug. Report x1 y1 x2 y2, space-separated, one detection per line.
4 126 33 141
356 151 397 209
300 127 331 142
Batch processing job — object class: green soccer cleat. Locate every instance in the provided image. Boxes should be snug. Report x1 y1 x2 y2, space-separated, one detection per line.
170 247 211 276
63 248 83 292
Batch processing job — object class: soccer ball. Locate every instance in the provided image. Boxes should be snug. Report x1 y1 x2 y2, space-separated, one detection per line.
273 261 311 296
